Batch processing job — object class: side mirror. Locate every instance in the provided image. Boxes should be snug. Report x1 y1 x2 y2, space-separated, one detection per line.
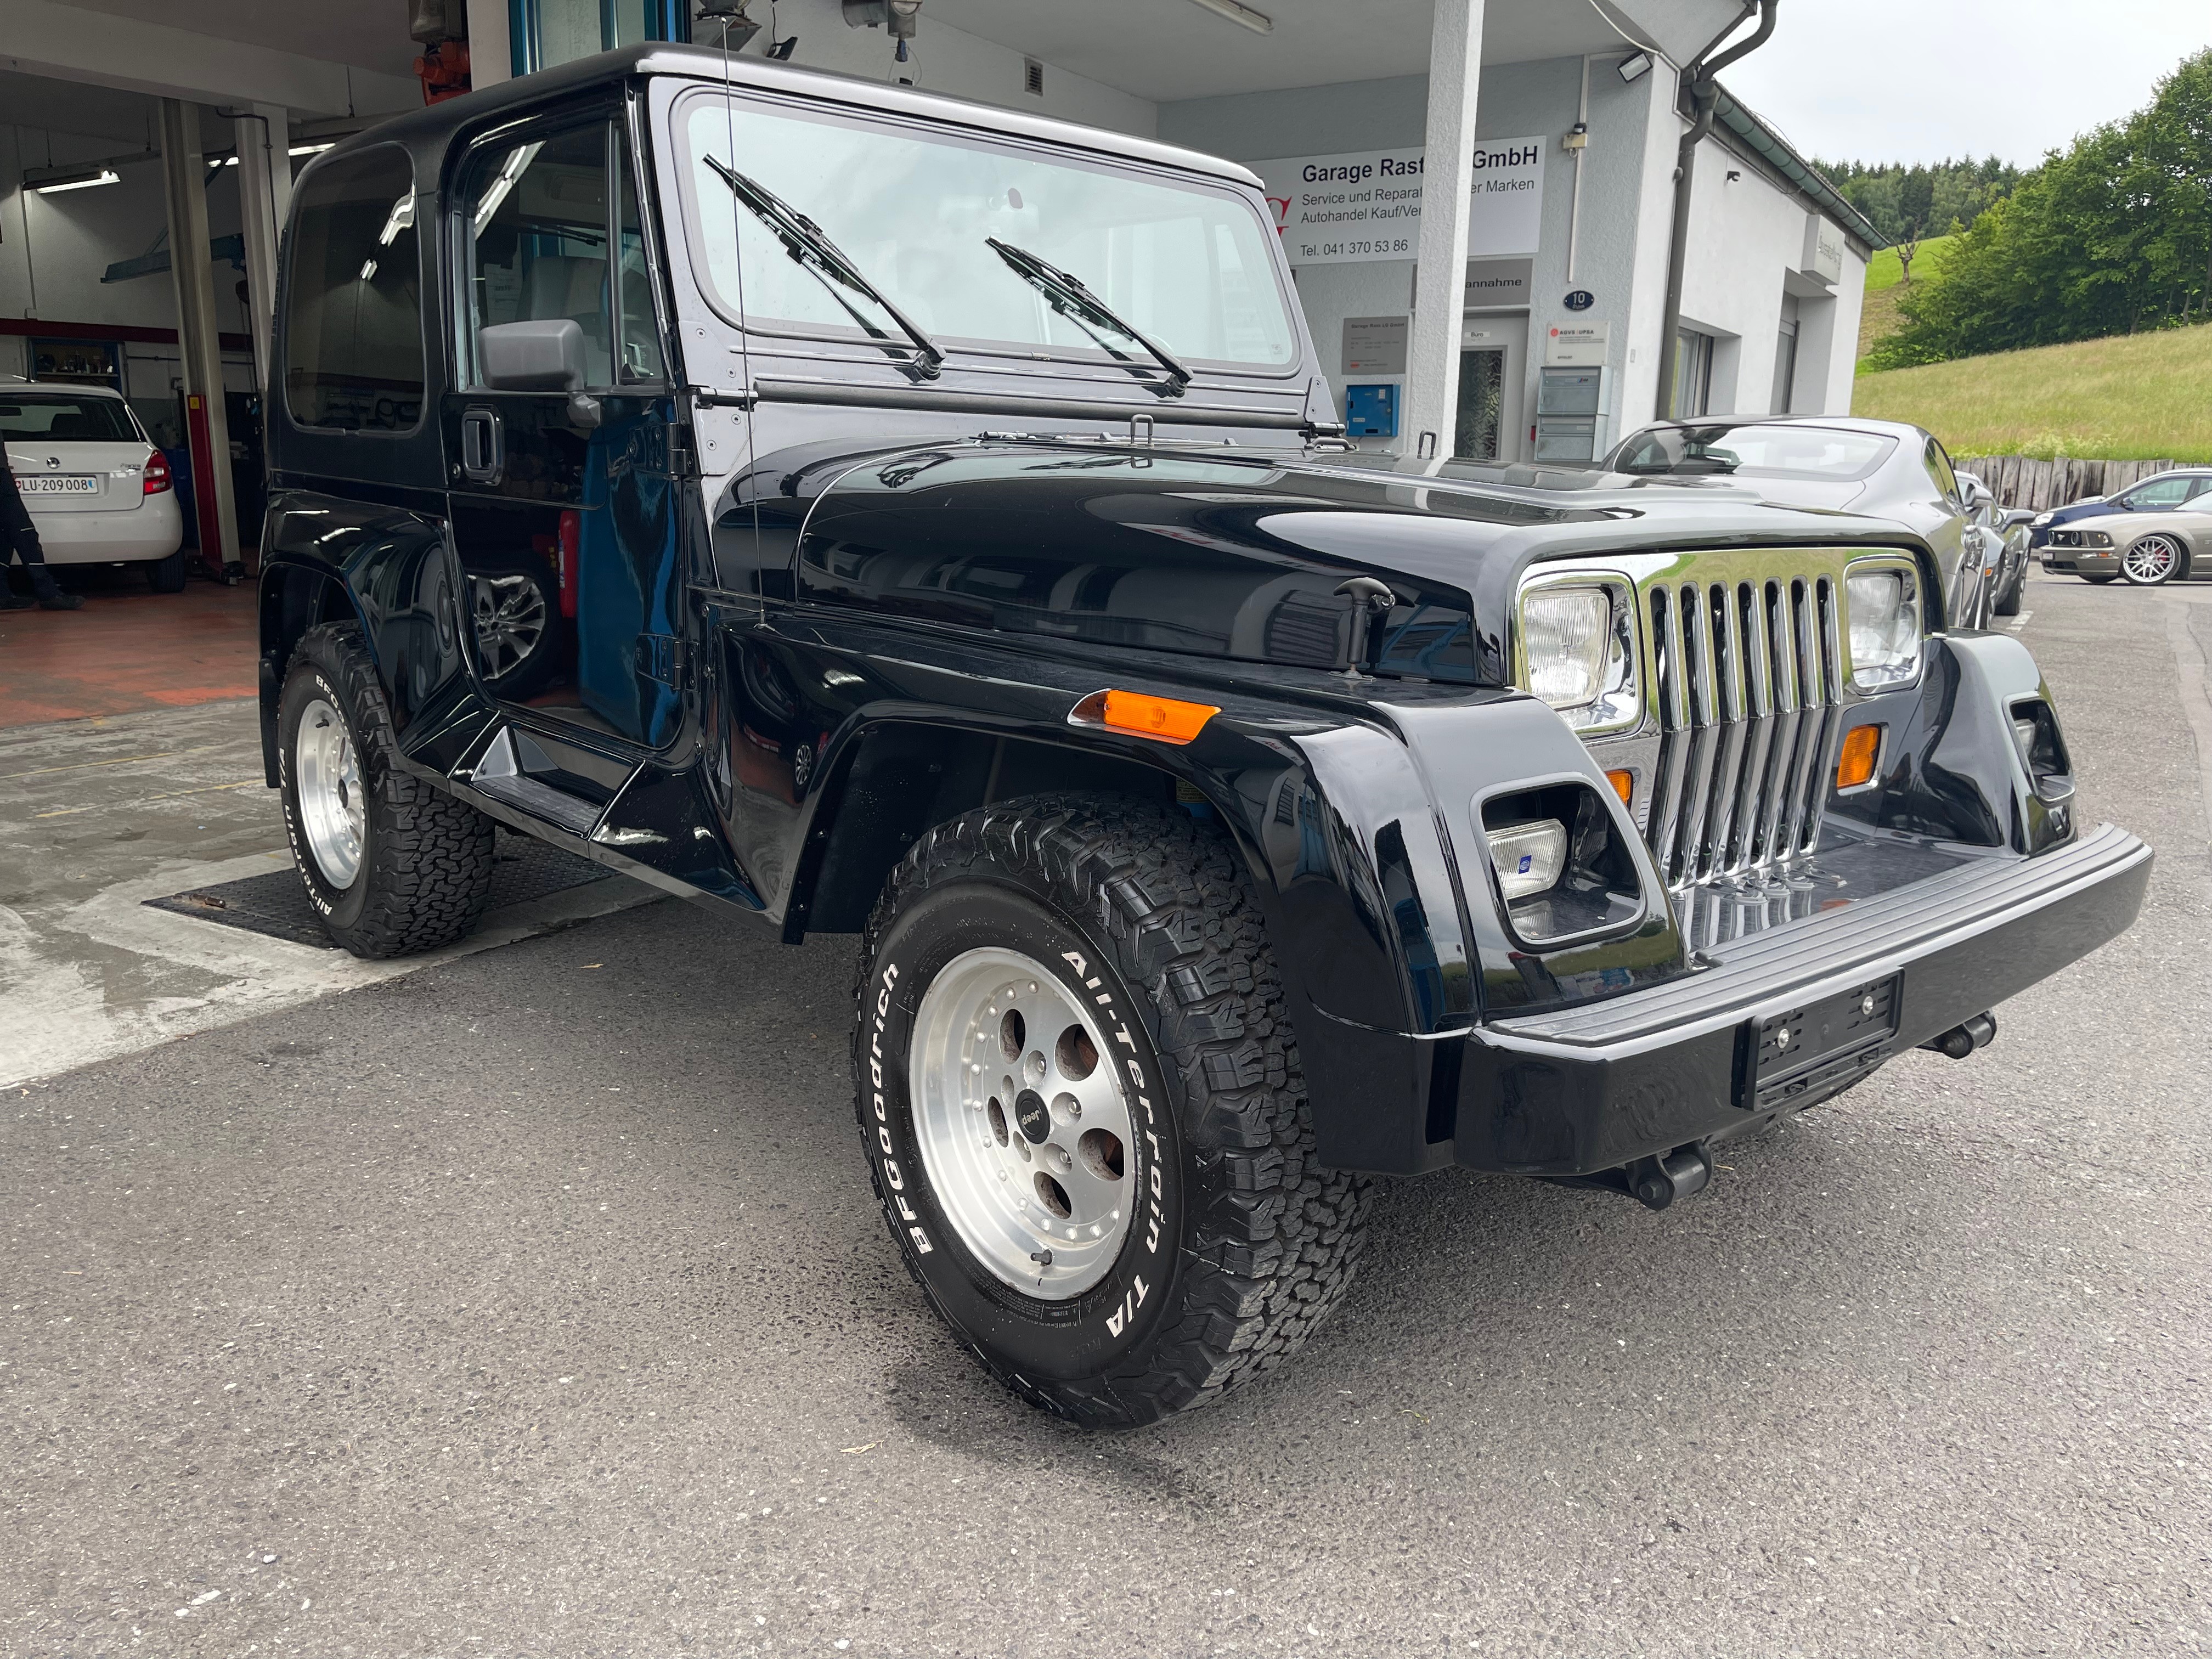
479 319 586 393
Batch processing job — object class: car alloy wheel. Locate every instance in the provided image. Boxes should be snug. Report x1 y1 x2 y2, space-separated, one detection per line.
907 945 1136 1300
2122 534 2182 586
472 572 549 680
293 696 364 888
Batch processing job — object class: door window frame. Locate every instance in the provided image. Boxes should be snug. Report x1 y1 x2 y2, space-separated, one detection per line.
447 99 672 396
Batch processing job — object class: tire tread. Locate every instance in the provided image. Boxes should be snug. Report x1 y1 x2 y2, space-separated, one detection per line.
854 794 1371 1427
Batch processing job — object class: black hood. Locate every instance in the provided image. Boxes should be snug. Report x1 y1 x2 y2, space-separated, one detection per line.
754 439 1921 685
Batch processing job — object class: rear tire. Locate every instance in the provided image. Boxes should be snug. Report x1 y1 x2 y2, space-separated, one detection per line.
854 795 1372 1428
278 623 496 958
145 548 189 593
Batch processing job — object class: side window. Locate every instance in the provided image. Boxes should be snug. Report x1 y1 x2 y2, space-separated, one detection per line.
283 148 424 432
2120 476 2193 509
462 124 614 388
1923 439 1961 506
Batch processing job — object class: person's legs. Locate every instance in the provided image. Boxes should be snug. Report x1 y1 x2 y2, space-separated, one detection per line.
0 464 83 611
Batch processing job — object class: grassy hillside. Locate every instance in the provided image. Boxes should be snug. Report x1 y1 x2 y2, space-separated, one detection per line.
1857 233 1956 361
1852 320 2212 462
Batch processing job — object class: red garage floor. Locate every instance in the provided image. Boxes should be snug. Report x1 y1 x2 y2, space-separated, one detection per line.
0 575 259 729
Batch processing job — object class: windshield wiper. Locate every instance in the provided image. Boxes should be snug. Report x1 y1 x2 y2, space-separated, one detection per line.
703 154 944 380
985 236 1191 396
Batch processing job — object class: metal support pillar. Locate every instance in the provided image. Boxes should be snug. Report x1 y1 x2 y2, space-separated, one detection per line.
157 97 241 580
1402 0 1486 464
233 102 291 398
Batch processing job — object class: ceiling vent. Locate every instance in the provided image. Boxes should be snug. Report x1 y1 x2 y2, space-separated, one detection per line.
1024 58 1045 97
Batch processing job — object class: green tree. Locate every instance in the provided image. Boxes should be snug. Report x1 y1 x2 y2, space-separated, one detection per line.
1870 49 2212 366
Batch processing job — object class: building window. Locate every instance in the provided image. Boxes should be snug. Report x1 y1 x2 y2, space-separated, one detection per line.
1771 301 1799 415
1672 328 1713 419
282 147 424 433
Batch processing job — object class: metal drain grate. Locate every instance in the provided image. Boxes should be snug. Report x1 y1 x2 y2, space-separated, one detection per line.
143 833 613 949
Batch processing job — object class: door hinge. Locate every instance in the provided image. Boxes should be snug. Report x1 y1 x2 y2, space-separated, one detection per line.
667 424 702 481
636 633 687 688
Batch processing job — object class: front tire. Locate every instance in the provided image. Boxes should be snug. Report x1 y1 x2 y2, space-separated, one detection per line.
278 624 496 958
2122 534 2185 586
855 795 1371 1428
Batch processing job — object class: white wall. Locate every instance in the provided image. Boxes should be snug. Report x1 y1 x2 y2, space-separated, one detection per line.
1677 127 1866 419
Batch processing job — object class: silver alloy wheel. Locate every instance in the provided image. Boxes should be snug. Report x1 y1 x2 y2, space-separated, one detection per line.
472 572 548 680
2124 534 2181 584
909 946 1138 1300
294 696 364 889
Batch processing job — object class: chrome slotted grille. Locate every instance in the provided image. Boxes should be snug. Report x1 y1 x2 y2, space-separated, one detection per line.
1643 571 1844 888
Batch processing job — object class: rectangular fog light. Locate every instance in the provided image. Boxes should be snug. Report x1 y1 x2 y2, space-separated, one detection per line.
1487 818 1566 901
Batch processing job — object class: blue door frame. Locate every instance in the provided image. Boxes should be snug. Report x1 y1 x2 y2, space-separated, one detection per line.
510 0 690 76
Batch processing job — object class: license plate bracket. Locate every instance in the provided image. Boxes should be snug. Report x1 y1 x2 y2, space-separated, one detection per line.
1738 973 1900 1111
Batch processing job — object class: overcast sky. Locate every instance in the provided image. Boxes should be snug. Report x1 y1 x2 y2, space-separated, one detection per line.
1718 0 2212 167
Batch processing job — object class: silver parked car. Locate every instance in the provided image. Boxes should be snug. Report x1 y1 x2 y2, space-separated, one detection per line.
2039 494 2211 587
1605 416 1996 625
1955 469 2034 617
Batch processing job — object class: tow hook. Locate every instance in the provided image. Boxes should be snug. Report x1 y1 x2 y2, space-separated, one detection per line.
1629 1142 1714 1211
1920 1011 1997 1060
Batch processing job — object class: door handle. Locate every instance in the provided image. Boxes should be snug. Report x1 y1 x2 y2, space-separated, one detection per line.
459 405 504 486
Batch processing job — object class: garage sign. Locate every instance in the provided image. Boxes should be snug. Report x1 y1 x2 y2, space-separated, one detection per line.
1254 138 1545 267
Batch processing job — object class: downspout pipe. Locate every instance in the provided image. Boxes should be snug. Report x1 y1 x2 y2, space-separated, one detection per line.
1652 0 1778 420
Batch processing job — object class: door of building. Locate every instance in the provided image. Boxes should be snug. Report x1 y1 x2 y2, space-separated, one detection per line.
1455 348 1505 461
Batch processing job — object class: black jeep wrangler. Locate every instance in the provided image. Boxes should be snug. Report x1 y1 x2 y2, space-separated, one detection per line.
258 45 2148 1426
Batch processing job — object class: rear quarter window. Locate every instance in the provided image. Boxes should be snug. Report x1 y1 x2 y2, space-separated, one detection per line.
283 147 426 433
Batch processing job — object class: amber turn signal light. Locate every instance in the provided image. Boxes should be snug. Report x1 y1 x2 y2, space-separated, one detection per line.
1085 689 1220 745
1836 724 1882 790
1604 768 1633 805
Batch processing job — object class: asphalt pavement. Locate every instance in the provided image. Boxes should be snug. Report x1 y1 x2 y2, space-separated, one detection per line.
4 572 2209 1658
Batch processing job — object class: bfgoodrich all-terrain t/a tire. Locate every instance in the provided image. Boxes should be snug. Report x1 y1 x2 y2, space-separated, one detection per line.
278 623 496 958
854 794 1372 1428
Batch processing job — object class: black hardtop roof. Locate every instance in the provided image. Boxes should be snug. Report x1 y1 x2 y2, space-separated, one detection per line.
309 43 1260 190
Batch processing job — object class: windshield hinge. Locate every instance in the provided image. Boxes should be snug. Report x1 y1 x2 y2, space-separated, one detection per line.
686 385 758 411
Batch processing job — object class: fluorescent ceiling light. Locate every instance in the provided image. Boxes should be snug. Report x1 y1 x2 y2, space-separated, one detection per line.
31 167 121 194
290 142 335 157
1187 0 1271 34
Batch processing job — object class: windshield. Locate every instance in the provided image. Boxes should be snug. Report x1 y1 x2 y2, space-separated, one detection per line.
0 393 140 443
1612 423 1897 482
680 97 1297 371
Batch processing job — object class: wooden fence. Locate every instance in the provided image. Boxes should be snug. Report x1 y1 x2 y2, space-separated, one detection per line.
1953 455 2187 512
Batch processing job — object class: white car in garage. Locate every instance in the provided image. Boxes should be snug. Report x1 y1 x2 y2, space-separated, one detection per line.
2 379 187 591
